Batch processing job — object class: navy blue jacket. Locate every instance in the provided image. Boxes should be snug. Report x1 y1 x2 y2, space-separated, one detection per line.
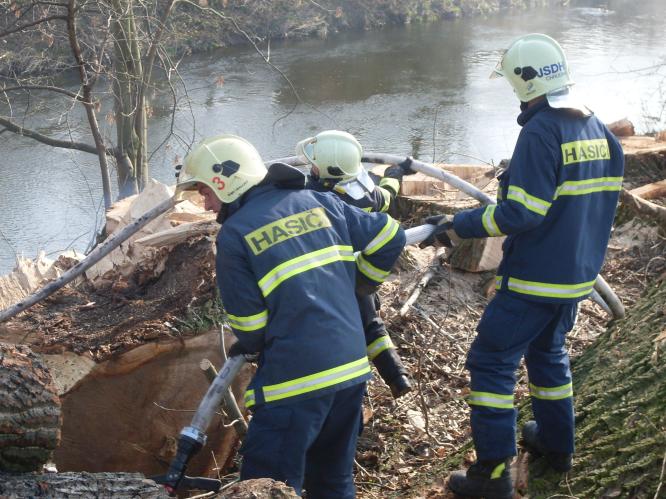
216 184 405 408
454 101 624 303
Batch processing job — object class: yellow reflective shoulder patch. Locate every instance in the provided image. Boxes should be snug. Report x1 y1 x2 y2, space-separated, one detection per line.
561 139 610 166
244 207 332 255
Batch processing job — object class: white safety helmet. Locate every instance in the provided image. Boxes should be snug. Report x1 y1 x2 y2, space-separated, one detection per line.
491 33 590 114
176 134 267 204
295 130 363 181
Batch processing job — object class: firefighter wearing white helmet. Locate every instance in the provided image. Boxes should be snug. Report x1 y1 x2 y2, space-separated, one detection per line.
430 33 624 498
297 130 416 399
178 133 406 497
491 33 590 115
176 134 267 206
295 129 363 181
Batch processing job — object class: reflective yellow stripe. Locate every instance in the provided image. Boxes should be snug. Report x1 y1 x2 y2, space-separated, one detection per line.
491 462 506 479
258 245 355 297
364 216 400 255
554 176 623 199
227 310 268 332
367 336 394 360
482 205 504 236
468 390 514 409
262 357 371 403
379 188 392 213
357 254 390 283
507 276 596 299
529 382 573 400
244 389 255 408
378 178 400 207
507 185 551 216
495 275 503 290
561 138 610 166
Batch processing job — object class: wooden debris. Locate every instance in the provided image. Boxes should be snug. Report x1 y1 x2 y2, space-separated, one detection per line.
607 118 635 137
399 248 446 317
220 478 299 498
629 179 666 200
136 219 219 248
0 343 61 472
201 357 249 437
0 195 175 323
620 188 666 228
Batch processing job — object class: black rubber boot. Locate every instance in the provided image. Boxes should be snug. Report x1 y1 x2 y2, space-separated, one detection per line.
448 459 513 499
372 347 412 398
521 420 572 472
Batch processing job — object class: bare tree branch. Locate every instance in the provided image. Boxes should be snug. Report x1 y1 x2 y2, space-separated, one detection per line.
2 84 86 101
0 15 68 39
0 115 109 154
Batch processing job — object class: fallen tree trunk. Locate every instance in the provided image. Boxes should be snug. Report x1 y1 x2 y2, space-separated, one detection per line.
620 188 666 228
528 278 666 497
0 343 61 472
0 472 168 498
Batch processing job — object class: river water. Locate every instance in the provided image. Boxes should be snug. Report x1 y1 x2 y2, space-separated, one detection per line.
1 0 665 275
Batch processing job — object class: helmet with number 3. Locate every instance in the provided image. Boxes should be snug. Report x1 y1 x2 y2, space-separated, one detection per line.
176 134 267 204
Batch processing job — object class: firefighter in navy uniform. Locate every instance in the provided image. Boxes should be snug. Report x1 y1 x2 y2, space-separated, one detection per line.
176 134 406 498
296 129 415 398
422 34 624 498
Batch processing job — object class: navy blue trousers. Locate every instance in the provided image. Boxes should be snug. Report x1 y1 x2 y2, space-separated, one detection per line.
239 382 365 498
466 292 577 460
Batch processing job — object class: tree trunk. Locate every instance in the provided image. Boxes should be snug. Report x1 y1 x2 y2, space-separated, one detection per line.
0 343 61 472
112 0 140 199
0 472 168 498
528 279 666 498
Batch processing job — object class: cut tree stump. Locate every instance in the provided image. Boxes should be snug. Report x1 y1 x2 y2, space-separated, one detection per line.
0 472 168 498
606 118 635 137
449 236 505 273
620 135 666 189
52 330 252 478
0 343 61 472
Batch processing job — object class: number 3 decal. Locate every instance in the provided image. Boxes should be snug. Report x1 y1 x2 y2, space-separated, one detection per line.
212 176 225 190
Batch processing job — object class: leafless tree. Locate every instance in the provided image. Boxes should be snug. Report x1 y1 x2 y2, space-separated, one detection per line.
0 0 179 208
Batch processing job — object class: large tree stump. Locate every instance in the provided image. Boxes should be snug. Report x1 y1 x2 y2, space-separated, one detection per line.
449 237 505 272
0 343 61 472
0 472 168 498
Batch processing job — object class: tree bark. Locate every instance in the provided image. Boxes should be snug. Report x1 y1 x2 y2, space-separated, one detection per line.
0 343 61 472
0 472 168 498
67 0 113 210
527 279 666 497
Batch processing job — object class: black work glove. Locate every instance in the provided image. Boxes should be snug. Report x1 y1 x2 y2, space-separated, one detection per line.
383 156 416 180
228 341 255 358
355 271 379 296
419 214 456 248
